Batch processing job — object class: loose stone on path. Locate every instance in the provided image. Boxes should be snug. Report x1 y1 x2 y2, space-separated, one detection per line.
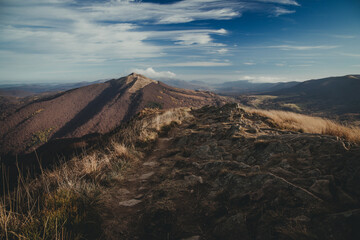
140 172 155 180
119 199 142 207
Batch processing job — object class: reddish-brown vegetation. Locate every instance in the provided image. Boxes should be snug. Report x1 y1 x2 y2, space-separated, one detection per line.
0 73 227 155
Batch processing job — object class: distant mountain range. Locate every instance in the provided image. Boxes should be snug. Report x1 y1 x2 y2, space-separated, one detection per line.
0 80 106 97
162 74 360 123
238 75 360 123
273 75 360 103
0 77 301 98
0 73 228 155
160 78 300 94
1 73 359 156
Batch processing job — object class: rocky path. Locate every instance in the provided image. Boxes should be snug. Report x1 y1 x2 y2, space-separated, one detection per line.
101 104 360 240
101 137 173 239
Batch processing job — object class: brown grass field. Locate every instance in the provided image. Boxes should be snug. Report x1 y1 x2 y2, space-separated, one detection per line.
247 107 360 144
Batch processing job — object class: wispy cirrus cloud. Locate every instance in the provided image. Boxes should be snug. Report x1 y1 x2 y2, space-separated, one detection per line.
267 45 339 50
85 0 240 24
155 29 228 46
216 48 229 54
332 35 356 39
164 61 232 67
0 0 299 59
289 64 312 67
256 0 300 6
273 7 295 17
0 0 301 82
339 53 360 57
83 0 298 24
243 62 256 65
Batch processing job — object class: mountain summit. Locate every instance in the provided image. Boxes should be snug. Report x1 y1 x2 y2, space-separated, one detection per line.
112 72 158 93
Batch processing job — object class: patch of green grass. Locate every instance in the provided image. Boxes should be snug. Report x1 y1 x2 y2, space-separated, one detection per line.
146 101 163 109
281 103 302 112
33 108 44 116
30 127 54 146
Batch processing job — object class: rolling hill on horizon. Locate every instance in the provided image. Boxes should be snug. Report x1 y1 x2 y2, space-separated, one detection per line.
0 73 228 156
160 77 300 94
237 75 360 123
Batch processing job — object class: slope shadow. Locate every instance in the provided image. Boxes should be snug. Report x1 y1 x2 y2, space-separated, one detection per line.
0 133 102 193
14 90 68 113
52 82 129 139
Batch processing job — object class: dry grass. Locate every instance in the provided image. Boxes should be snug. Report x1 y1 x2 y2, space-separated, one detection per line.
281 103 302 112
247 108 360 143
1 107 192 239
115 107 193 144
248 95 278 107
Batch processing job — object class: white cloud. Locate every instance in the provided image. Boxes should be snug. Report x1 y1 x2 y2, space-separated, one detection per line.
0 0 300 82
175 34 212 45
241 75 288 83
340 53 360 57
256 0 300 6
243 62 256 65
267 45 339 50
276 63 285 67
273 7 295 17
0 1 236 64
164 62 232 67
0 22 162 62
289 64 312 67
86 0 241 24
217 48 228 54
131 67 176 79
332 35 356 39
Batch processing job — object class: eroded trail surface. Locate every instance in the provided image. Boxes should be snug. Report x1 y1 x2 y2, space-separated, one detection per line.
101 136 174 239
102 104 360 240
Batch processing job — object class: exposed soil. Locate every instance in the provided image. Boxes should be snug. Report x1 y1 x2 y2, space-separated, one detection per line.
101 137 173 239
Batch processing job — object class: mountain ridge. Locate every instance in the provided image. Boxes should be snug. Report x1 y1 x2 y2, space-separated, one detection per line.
0 73 229 155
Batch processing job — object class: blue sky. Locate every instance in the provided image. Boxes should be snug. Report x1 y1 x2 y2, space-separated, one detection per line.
0 0 359 84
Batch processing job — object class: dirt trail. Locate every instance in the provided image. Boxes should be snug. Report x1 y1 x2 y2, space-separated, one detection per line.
101 137 173 239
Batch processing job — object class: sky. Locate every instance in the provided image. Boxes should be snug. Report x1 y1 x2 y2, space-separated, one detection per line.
0 0 359 84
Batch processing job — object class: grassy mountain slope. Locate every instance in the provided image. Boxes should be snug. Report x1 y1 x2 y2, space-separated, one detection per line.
237 75 360 124
0 73 227 155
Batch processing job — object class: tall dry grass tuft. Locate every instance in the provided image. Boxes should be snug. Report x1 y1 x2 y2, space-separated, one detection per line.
247 108 360 143
0 136 140 239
